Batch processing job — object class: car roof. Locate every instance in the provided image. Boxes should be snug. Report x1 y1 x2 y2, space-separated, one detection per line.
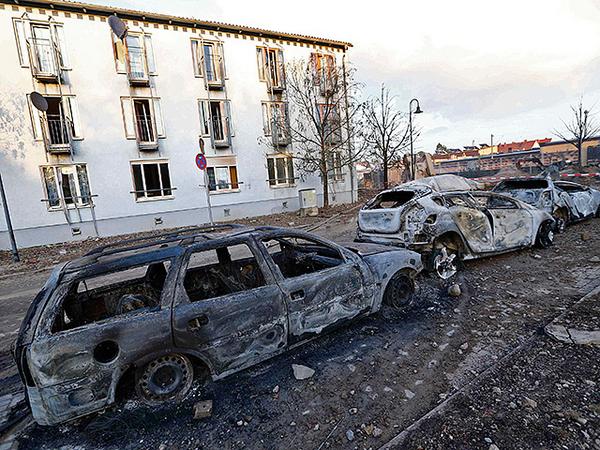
63 224 305 276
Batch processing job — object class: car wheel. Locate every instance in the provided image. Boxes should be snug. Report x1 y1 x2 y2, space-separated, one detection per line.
535 221 555 249
383 271 415 310
135 354 194 405
553 209 568 233
429 239 461 279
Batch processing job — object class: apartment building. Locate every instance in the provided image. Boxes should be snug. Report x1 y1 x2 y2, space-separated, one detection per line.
0 0 355 250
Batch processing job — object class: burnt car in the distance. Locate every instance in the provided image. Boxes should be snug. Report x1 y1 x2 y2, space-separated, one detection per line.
14 225 421 426
356 175 555 279
492 177 600 231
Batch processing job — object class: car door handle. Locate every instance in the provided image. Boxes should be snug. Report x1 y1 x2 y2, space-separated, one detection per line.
188 314 209 331
290 290 305 301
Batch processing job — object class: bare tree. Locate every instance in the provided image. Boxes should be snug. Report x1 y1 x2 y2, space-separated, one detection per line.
284 55 364 207
554 98 600 166
361 84 411 188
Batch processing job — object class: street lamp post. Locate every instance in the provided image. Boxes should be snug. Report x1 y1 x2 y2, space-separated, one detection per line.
0 171 19 262
408 98 423 181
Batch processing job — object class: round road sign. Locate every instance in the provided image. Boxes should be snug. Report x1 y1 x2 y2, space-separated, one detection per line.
195 153 207 171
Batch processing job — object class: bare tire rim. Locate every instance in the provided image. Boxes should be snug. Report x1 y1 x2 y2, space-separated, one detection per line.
434 247 457 280
137 354 193 404
385 274 414 310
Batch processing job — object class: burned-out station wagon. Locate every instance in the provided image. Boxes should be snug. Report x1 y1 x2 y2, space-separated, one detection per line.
14 225 421 425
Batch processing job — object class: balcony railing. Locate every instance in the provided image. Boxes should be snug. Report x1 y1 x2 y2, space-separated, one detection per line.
127 47 149 86
46 114 72 153
266 61 285 92
29 38 60 82
271 121 290 147
135 116 158 150
210 116 230 148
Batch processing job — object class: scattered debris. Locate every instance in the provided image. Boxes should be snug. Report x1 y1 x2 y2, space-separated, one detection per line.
292 364 315 380
448 284 462 297
346 429 354 441
545 325 600 346
193 400 213 420
522 397 538 409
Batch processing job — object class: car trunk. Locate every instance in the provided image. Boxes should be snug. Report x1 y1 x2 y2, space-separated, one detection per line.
358 191 414 234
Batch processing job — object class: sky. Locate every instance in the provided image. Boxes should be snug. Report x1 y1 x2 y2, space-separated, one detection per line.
98 0 600 152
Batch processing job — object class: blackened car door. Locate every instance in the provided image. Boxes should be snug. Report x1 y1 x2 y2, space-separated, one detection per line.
444 194 494 253
171 239 288 378
258 234 368 345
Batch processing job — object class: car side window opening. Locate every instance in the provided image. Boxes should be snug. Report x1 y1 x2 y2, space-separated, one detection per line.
261 236 344 278
52 261 172 333
486 195 518 209
184 243 266 302
444 195 472 208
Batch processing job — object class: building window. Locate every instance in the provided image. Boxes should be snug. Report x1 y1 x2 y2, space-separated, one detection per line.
311 53 335 89
112 32 156 77
27 94 82 142
13 19 69 71
327 151 344 181
267 155 295 187
131 161 173 200
198 99 232 148
121 97 165 143
261 102 289 144
191 40 225 85
41 164 91 209
318 103 342 145
207 166 239 192
256 47 285 89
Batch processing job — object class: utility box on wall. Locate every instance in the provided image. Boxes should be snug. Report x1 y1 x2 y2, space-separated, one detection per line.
298 188 318 217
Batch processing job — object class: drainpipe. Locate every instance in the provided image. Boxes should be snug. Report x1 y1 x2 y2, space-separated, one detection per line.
0 171 20 262
342 50 356 203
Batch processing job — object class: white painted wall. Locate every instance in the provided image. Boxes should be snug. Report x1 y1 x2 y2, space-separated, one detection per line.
0 4 356 250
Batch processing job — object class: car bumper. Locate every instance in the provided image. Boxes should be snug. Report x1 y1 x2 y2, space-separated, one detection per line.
27 378 113 426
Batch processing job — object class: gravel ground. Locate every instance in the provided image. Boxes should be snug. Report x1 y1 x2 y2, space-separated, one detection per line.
1 187 600 450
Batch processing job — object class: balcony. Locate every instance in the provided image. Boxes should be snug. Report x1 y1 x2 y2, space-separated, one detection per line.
135 117 158 151
29 38 60 82
210 116 231 148
46 115 72 154
127 47 150 86
271 122 290 147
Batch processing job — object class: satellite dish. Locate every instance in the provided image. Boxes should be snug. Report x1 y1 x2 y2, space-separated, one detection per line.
30 92 48 112
108 15 128 40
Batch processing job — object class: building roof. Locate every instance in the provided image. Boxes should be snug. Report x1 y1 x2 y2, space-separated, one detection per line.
3 0 352 49
497 138 551 153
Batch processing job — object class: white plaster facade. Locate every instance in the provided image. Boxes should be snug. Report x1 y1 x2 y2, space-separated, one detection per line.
0 0 355 250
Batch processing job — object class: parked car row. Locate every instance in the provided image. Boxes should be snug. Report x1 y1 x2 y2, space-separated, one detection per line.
356 174 565 278
14 174 600 426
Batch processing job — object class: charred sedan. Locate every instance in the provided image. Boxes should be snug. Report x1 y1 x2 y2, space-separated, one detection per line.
357 175 555 278
14 225 421 426
492 177 600 231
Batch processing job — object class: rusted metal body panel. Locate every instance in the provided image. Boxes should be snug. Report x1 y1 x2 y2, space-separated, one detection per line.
357 176 554 263
14 225 421 426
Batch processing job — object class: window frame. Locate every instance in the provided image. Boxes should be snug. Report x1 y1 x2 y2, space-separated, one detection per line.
181 240 271 304
13 18 70 70
206 165 239 193
198 99 233 147
266 155 295 187
40 163 92 211
326 150 344 182
130 159 174 202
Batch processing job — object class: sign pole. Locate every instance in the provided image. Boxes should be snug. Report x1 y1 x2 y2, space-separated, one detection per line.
203 170 214 226
196 139 214 226
0 171 19 262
